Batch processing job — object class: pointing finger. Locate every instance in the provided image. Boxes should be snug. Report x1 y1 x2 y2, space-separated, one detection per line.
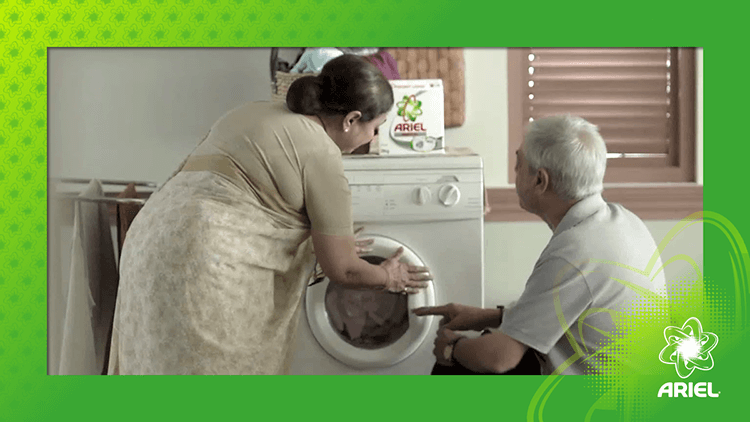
412 305 449 316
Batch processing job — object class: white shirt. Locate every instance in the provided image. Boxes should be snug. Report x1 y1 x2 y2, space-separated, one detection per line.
500 194 667 375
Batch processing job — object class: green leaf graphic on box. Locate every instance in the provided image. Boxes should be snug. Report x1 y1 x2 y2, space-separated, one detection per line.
396 95 422 122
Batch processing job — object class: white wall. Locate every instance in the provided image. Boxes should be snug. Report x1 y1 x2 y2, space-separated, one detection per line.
48 48 703 309
444 49 509 187
48 48 273 183
483 219 703 308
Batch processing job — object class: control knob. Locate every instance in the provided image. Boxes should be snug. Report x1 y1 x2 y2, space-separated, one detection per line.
414 186 432 205
438 184 460 207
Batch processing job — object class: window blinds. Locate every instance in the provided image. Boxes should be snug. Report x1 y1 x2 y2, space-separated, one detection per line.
522 48 679 167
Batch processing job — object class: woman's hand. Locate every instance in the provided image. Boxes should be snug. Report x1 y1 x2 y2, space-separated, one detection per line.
380 247 432 295
412 303 497 331
353 227 374 256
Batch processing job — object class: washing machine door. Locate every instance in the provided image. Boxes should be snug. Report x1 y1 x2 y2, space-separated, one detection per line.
305 234 436 369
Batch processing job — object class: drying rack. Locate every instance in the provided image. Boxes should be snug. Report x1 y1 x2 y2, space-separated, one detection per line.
51 178 157 205
49 177 157 376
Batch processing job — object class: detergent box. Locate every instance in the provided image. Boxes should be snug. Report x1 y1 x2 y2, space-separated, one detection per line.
372 79 445 155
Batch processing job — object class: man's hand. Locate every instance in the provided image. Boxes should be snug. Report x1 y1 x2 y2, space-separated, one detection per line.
412 303 497 331
433 327 463 366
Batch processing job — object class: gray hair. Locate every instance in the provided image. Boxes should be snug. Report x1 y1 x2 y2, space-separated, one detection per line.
523 115 607 201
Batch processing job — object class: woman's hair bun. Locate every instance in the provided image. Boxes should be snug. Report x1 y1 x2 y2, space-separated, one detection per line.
286 55 394 122
286 75 322 115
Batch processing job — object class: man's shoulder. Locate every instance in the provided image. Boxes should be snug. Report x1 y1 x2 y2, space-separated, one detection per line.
562 200 648 239
543 201 655 265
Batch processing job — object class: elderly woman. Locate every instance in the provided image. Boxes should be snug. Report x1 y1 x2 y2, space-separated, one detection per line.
107 55 432 375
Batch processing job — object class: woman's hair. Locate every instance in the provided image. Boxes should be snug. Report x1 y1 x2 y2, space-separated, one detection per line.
523 115 608 201
286 54 394 122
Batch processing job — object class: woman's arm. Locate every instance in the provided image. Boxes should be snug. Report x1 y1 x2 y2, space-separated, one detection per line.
311 229 430 292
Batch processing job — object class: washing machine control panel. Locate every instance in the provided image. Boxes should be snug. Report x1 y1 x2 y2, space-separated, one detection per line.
345 169 483 222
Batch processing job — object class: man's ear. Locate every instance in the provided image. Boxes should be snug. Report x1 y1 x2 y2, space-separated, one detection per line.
536 168 551 193
342 111 363 132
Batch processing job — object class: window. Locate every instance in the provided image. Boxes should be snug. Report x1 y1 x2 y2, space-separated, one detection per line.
485 48 701 221
507 48 696 184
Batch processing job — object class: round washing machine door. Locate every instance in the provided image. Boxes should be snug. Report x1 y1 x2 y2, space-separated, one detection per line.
305 234 436 369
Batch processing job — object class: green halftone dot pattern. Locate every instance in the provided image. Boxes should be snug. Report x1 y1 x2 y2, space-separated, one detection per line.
45 1 399 47
0 3 49 407
0 0 479 412
582 276 708 418
665 277 704 324
0 2 745 421
703 277 736 337
577 269 738 420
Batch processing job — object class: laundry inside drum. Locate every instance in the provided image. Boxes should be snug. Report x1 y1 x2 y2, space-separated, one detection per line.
324 256 410 349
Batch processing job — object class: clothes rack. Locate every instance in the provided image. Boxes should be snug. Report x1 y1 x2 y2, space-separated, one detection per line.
54 177 157 188
51 178 156 205
56 194 147 205
49 177 154 375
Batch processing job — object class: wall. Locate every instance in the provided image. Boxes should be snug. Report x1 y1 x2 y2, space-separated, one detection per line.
48 47 703 311
48 48 273 183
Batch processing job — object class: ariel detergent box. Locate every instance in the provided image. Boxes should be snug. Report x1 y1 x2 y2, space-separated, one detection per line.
373 79 445 155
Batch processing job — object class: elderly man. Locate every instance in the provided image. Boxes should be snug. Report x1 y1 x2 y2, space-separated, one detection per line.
414 115 666 375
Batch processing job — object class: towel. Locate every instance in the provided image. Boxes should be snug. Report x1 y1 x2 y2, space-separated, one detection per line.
290 48 344 73
100 183 144 374
366 50 401 80
59 180 119 375
115 183 143 261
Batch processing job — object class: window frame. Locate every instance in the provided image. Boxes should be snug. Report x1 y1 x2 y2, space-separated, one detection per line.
486 48 702 222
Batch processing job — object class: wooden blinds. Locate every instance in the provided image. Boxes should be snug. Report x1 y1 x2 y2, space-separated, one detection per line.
510 48 696 183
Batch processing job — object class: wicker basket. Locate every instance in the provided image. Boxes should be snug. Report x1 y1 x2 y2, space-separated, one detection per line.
384 48 465 128
271 71 319 103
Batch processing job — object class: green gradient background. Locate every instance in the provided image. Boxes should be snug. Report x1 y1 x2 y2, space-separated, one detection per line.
0 0 747 421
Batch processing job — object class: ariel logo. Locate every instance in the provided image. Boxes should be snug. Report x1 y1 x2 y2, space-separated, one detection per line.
659 317 718 378
396 94 423 122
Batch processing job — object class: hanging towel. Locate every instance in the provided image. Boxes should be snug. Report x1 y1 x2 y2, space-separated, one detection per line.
100 183 144 374
115 183 143 260
289 48 344 73
58 180 119 375
366 50 401 80
105 183 143 373
47 187 66 375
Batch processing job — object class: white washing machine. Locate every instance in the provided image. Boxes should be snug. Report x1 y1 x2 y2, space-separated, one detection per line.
289 152 485 375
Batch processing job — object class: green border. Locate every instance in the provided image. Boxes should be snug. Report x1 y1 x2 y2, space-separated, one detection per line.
0 1 747 421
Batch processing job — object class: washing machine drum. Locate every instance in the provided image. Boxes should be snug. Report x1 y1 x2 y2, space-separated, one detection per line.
305 234 436 369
